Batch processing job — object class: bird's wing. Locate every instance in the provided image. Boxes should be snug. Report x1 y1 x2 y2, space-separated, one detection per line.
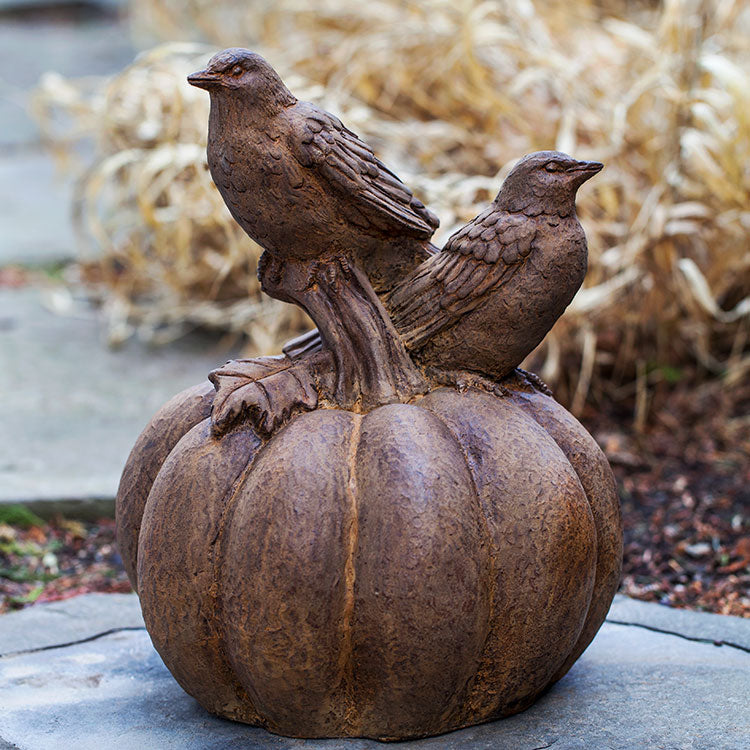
387 209 538 347
291 103 439 237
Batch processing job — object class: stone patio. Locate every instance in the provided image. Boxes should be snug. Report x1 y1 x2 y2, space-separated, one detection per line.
0 1 238 512
0 0 136 264
0 594 748 750
0 286 235 509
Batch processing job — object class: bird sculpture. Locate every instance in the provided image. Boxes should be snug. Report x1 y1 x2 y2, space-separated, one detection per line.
187 48 438 411
189 49 604 434
385 150 602 390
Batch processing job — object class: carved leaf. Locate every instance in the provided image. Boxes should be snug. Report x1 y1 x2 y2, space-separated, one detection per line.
209 355 319 437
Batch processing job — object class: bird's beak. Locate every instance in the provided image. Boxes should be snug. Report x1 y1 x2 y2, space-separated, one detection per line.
565 159 603 185
187 68 221 90
566 160 604 176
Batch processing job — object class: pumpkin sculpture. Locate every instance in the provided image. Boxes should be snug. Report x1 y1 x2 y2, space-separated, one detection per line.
116 49 622 742
116 371 621 740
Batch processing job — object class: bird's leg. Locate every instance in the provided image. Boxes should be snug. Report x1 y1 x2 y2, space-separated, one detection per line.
259 252 427 410
425 367 511 399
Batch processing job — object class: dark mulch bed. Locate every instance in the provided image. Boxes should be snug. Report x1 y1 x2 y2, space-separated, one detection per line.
584 377 749 617
2 378 748 617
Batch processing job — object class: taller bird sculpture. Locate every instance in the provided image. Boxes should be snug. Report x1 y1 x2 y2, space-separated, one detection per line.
188 48 438 410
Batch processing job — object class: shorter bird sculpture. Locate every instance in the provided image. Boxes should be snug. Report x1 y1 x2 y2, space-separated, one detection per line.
284 151 601 401
385 150 602 390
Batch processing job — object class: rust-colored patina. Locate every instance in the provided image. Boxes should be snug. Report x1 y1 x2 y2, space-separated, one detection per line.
115 48 622 741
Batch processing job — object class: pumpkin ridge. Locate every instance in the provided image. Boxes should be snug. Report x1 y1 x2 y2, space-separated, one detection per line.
218 410 358 734
507 389 622 687
209 428 268 725
423 402 497 729
347 403 489 737
419 388 597 719
135 420 262 722
117 380 215 588
339 412 363 733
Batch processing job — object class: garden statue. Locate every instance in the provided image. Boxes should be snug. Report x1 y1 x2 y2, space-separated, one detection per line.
115 48 623 741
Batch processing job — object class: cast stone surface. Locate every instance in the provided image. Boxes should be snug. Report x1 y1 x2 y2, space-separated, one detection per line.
115 48 622 740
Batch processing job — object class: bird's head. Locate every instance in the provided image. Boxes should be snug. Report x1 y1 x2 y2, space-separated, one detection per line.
495 151 603 217
187 48 296 114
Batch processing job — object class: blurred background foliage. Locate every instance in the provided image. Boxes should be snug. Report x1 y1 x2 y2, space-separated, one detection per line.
32 0 750 419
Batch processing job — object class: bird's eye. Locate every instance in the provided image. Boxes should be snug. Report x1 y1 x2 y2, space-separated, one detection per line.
545 161 562 172
231 65 243 76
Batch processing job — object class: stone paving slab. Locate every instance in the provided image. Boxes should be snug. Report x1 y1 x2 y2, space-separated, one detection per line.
0 0 136 265
0 150 77 265
0 594 748 749
0 593 143 656
0 1 120 10
0 287 235 505
608 593 750 652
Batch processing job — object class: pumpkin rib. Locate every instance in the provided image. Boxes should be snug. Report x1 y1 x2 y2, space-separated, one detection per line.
350 403 490 738
117 380 215 589
338 411 363 734
507 388 622 686
136 419 262 723
212 426 285 727
423 404 498 731
419 388 596 721
219 410 358 735
207 430 275 726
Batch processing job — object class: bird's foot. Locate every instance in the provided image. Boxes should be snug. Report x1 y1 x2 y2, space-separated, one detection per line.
514 367 554 396
426 367 511 399
208 350 334 438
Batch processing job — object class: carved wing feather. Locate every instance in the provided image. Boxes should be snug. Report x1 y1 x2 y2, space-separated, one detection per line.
387 210 537 348
292 103 439 237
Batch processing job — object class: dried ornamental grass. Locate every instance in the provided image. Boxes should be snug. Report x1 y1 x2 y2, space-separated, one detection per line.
33 0 750 411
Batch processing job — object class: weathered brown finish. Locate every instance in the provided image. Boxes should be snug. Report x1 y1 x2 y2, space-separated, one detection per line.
113 47 623 742
349 403 491 737
258 254 427 412
188 49 437 290
117 378 616 740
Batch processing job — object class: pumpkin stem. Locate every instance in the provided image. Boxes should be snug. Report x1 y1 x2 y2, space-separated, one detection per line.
258 251 428 412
